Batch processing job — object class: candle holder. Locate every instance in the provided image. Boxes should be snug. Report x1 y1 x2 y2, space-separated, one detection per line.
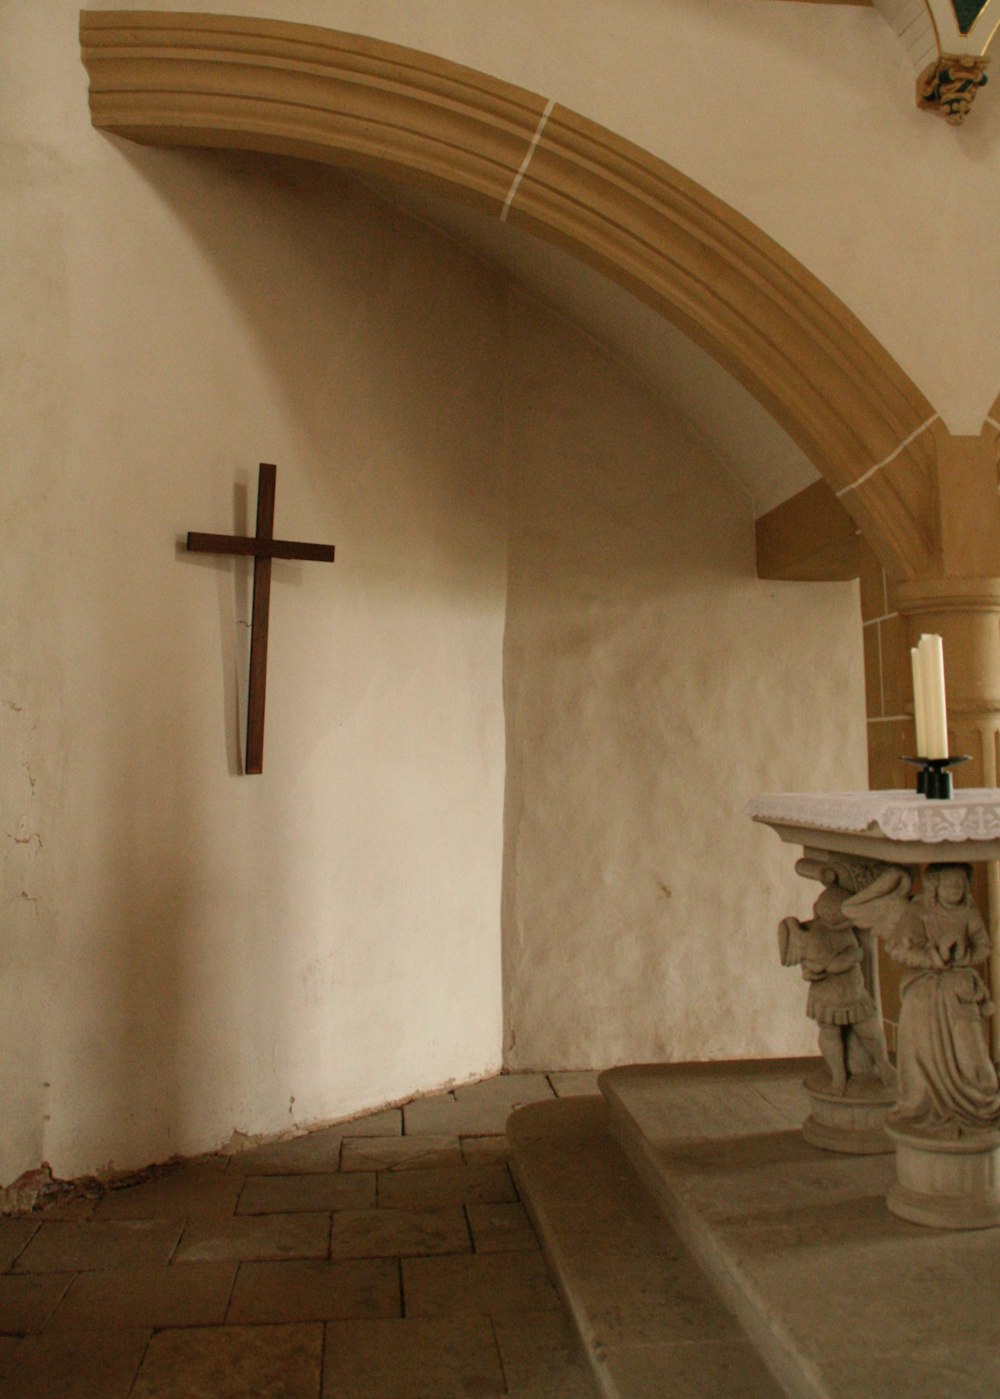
902 755 970 799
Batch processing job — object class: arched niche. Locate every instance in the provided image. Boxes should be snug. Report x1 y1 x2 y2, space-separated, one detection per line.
81 9 940 578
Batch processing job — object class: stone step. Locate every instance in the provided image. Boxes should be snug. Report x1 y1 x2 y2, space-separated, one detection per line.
599 1061 1000 1399
507 1094 784 1398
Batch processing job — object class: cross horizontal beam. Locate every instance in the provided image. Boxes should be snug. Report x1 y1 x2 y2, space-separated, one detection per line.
187 532 335 563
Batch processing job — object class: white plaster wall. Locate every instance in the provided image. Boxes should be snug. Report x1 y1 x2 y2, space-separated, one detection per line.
2 6 508 1180
79 0 1000 433
3 0 872 1181
502 292 868 1069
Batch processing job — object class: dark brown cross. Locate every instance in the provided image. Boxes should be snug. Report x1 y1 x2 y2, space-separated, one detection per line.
187 463 335 774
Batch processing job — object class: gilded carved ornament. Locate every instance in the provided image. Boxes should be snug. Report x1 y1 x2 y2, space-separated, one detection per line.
872 0 998 122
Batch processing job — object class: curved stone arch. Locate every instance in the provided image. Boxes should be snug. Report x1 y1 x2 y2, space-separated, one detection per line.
81 10 940 578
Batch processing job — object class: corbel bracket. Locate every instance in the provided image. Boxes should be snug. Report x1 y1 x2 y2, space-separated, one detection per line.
872 0 997 123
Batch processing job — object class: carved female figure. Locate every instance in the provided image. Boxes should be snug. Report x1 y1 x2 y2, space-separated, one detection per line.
886 864 1000 1136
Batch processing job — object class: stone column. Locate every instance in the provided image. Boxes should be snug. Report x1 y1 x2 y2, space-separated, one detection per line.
891 577 1000 1057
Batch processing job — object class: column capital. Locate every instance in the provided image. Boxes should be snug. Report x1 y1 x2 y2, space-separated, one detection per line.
892 577 1000 616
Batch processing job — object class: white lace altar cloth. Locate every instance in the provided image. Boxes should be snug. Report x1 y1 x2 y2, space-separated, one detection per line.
746 790 1000 845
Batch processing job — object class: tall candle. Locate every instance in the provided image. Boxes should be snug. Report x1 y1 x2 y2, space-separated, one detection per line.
910 646 928 755
918 633 949 760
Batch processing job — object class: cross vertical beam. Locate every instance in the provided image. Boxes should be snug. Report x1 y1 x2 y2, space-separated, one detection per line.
245 463 276 774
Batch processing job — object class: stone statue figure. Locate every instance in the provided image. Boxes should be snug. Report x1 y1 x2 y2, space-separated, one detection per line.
779 875 896 1096
880 864 1000 1137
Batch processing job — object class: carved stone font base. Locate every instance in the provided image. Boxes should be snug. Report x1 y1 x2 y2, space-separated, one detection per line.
751 789 1000 1225
803 1069 895 1155
887 1124 1000 1229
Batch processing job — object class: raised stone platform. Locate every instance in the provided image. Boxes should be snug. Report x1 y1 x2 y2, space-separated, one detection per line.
510 1061 1000 1399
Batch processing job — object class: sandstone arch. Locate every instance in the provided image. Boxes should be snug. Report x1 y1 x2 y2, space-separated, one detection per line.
81 10 939 577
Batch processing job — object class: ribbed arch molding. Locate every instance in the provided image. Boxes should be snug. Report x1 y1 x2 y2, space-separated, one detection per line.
81 10 941 578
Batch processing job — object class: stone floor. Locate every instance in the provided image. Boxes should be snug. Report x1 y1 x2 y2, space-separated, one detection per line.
0 1073 602 1399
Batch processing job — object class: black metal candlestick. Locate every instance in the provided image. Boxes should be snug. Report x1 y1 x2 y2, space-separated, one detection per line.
901 755 970 799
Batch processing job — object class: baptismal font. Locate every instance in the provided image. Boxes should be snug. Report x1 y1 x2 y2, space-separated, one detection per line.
751 634 1000 1227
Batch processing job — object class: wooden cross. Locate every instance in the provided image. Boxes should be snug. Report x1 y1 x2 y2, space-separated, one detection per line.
186 463 335 774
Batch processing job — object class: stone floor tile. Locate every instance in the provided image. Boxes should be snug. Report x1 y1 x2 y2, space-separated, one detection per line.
95 1167 242 1220
453 1075 555 1107
341 1136 463 1173
12 1219 182 1274
173 1212 329 1264
0 1273 72 1333
323 1315 505 1399
465 1201 539 1253
460 1135 511 1165
237 1171 374 1215
404 1096 518 1137
228 1128 348 1177
228 1108 401 1176
339 1107 404 1138
329 1208 470 1260
401 1094 463 1136
377 1164 516 1210
131 1322 322 1399
227 1257 400 1324
492 1309 598 1397
46 1262 236 1330
602 1339 784 1398
402 1251 561 1316
0 1221 39 1273
0 1328 150 1399
548 1071 603 1098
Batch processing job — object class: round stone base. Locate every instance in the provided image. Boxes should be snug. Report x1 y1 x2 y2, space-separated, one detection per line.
802 1070 895 1155
887 1124 1000 1229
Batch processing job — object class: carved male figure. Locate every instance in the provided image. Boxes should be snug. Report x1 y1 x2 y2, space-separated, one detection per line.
780 878 896 1096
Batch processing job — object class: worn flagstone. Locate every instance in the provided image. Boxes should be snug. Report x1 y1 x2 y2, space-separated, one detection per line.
0 1329 150 1399
131 1322 322 1399
0 1272 72 1333
329 1207 470 1260
376 1163 516 1210
95 1167 242 1221
13 1220 182 1274
46 1262 236 1331
403 1076 555 1137
549 1071 603 1099
0 1080 601 1399
174 1212 329 1264
0 1221 38 1273
460 1135 511 1165
323 1315 506 1399
465 1200 539 1253
237 1171 374 1215
226 1258 400 1324
402 1250 561 1316
229 1107 402 1176
340 1136 463 1173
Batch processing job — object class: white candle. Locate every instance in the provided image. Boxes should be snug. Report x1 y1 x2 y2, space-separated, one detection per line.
918 633 949 760
910 646 928 755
